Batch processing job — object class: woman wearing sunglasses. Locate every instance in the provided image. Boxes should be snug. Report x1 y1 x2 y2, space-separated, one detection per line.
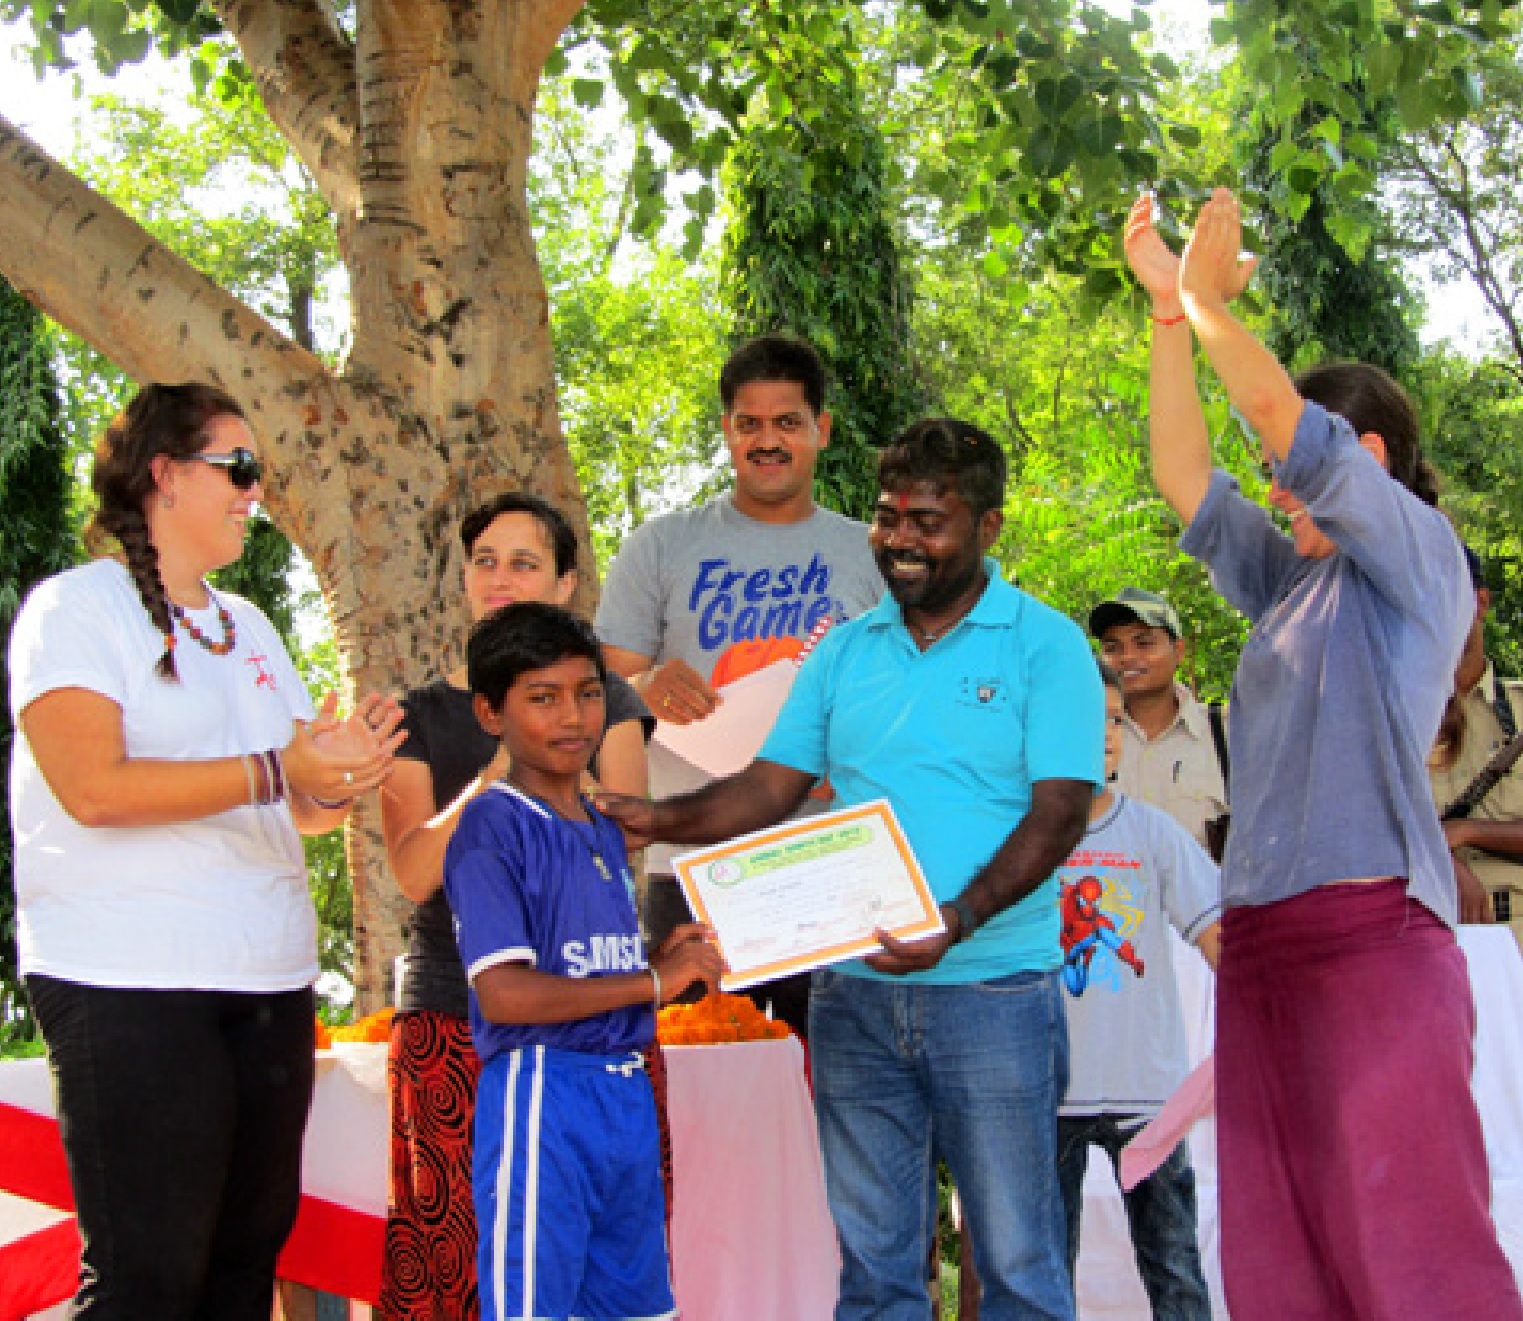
8 382 404 1318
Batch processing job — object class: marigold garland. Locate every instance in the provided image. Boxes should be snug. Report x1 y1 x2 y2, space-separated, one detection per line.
657 991 791 1046
316 1006 394 1049
313 996 789 1052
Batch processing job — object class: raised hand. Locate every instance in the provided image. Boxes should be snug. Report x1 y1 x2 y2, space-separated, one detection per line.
1180 188 1257 311
1123 192 1183 313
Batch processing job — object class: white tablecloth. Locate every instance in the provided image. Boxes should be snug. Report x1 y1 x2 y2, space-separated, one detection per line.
1075 926 1523 1318
2 1036 835 1321
8 932 1522 1319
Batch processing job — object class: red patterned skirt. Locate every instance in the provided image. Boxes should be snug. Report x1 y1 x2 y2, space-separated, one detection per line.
381 1010 481 1320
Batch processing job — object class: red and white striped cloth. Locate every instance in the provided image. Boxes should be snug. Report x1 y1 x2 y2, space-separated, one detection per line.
0 1043 387 1319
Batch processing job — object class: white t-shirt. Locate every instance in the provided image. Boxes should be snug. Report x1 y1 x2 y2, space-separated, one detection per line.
8 559 319 991
1056 793 1220 1117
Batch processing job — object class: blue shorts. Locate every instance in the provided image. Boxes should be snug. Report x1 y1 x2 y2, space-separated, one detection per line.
474 1045 675 1321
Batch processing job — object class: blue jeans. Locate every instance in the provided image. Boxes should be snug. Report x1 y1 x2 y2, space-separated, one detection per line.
1056 1115 1210 1320
810 967 1073 1320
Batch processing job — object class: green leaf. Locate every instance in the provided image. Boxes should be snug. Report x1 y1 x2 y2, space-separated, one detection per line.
572 78 604 110
1034 75 1082 121
1027 125 1076 179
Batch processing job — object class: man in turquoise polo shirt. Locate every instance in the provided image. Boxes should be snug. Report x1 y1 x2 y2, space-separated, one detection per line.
600 418 1104 1320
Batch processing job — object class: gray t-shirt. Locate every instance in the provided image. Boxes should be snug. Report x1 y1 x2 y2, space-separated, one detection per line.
1058 793 1220 1116
595 495 884 873
1179 400 1470 924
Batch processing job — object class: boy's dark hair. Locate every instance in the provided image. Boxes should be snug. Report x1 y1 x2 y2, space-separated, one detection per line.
1294 362 1439 507
467 602 607 710
878 418 1007 519
719 334 827 415
1097 658 1123 692
459 492 579 578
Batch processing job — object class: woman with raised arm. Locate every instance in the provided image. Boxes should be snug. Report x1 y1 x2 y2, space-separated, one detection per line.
1124 189 1523 1318
8 383 403 1319
377 492 653 1320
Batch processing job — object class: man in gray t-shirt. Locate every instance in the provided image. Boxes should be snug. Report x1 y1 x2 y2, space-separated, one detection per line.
594 334 884 1031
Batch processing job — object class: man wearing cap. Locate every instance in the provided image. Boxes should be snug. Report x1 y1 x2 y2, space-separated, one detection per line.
1429 548 1523 939
1088 588 1228 854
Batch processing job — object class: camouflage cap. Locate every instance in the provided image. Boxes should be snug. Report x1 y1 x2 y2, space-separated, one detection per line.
1088 586 1183 639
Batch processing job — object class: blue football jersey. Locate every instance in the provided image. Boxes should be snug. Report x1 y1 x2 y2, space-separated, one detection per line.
445 783 653 1061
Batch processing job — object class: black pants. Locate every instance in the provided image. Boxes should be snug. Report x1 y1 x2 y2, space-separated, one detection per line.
27 976 315 1321
644 875 812 1037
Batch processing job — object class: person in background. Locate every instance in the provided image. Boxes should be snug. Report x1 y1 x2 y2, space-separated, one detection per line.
594 332 883 1035
378 493 653 1320
1056 662 1220 1319
1429 544 1523 936
9 383 401 1318
1125 185 1521 1318
1088 587 1229 858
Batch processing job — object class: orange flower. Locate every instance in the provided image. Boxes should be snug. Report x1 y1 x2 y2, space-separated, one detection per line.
656 990 794 1046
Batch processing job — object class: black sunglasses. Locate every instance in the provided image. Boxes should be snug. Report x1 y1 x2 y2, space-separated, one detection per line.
189 447 262 491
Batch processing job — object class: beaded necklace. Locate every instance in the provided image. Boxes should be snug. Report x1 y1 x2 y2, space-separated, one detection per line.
170 595 237 656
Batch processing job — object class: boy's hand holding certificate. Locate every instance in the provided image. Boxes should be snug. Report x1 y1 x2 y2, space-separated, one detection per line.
671 799 945 991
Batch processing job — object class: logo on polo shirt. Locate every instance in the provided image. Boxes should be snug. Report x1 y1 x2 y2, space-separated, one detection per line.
957 675 1008 711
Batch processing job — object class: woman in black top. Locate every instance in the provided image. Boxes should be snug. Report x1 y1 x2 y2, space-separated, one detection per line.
378 493 652 1319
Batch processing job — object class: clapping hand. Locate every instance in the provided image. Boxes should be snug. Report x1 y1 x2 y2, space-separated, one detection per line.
288 691 406 803
1124 192 1184 313
1180 188 1257 312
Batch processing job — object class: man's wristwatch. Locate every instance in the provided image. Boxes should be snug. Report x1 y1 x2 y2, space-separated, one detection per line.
949 894 980 943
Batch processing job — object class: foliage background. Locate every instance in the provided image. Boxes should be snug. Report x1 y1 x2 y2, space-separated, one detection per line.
2 6 1523 1042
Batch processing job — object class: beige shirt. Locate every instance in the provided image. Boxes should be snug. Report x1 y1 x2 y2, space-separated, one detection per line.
1115 682 1229 851
1428 664 1523 895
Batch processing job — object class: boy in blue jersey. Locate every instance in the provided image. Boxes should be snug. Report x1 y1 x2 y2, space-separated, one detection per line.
444 603 722 1321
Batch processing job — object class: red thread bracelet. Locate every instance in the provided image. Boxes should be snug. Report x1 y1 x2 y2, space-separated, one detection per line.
1152 310 1187 327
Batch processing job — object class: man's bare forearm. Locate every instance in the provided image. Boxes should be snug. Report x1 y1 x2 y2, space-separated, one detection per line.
653 759 815 845
955 779 1094 929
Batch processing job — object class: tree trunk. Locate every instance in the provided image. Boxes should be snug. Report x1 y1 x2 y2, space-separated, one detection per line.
0 0 591 1010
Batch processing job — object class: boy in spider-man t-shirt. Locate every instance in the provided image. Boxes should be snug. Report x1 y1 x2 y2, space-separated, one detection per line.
444 602 721 1321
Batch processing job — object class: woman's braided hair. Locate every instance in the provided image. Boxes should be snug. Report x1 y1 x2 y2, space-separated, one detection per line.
84 383 246 681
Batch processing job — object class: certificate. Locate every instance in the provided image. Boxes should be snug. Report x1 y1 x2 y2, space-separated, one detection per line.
671 799 945 991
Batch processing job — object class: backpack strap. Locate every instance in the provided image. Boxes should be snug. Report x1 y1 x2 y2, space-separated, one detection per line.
1207 702 1230 796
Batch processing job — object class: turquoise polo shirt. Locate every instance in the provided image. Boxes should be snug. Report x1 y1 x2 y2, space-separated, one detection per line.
759 561 1105 984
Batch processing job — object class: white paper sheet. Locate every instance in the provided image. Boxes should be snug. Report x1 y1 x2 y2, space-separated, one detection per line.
651 657 798 778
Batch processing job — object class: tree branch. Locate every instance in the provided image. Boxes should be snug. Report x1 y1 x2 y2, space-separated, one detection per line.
212 0 361 218
0 114 326 442
518 0 589 77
